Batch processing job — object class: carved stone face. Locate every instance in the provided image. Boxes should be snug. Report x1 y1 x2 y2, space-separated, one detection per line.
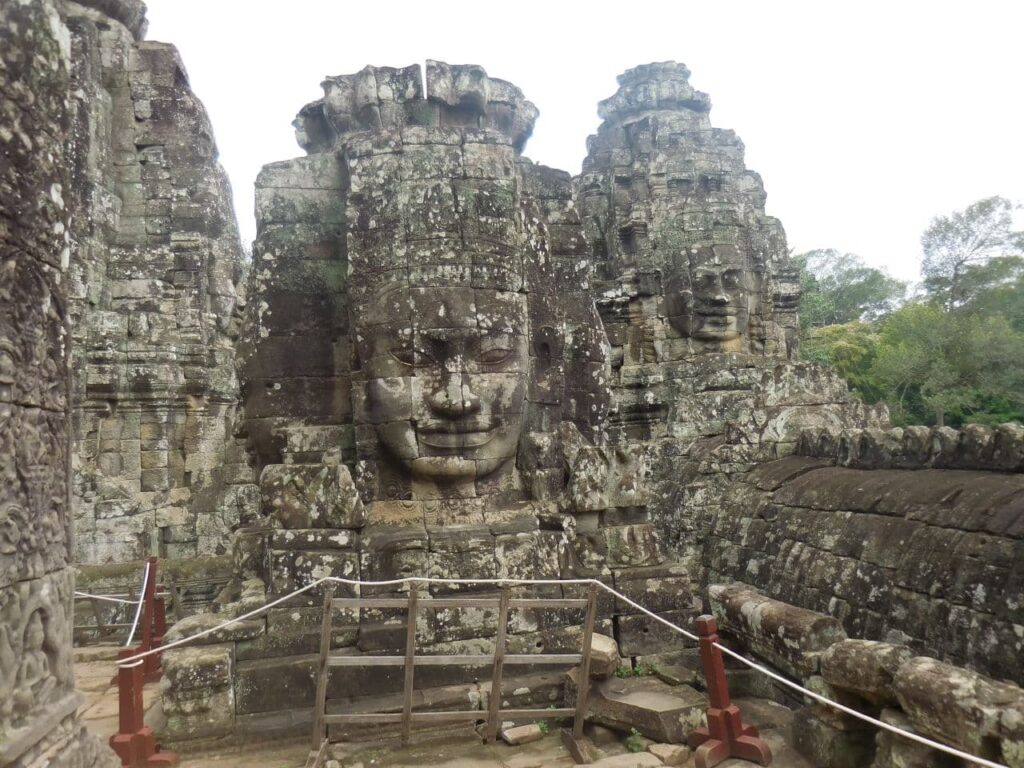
360 287 528 482
686 263 750 340
23 611 45 651
665 248 752 343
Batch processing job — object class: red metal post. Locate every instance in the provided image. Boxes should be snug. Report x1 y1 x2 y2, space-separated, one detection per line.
109 647 179 767
687 615 772 768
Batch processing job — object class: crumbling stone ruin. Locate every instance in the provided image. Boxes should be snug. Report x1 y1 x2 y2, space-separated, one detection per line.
576 62 888 579
2 2 1023 765
62 0 246 564
1 1 115 765
161 59 695 748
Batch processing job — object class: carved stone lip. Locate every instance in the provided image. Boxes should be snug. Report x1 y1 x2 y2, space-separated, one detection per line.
695 308 741 317
417 418 499 433
419 430 495 449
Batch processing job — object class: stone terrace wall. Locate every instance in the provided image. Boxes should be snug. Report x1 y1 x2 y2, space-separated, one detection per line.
0 1 115 764
62 0 248 563
710 585 1024 768
704 424 1024 685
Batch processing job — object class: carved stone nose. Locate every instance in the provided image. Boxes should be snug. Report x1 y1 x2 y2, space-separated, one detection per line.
428 374 481 417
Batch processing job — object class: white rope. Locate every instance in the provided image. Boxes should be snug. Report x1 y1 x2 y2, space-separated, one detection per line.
713 644 1007 768
114 574 1009 768
124 561 151 648
74 591 137 605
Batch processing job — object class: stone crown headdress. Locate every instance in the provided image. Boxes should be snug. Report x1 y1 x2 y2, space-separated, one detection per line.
293 61 539 154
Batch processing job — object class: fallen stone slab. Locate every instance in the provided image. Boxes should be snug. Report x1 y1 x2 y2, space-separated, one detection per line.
648 743 691 766
569 670 707 743
589 752 664 768
500 723 545 746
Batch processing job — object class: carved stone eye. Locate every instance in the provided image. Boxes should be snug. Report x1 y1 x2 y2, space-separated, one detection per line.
478 347 512 365
390 347 435 367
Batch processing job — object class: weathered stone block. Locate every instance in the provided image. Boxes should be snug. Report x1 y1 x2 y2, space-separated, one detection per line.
260 463 365 529
791 705 876 768
162 644 233 693
709 584 846 679
567 671 706 744
893 656 1024 758
821 640 912 705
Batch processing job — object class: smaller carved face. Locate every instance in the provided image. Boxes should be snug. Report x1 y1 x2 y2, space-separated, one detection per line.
23 611 45 650
360 287 529 482
687 264 750 341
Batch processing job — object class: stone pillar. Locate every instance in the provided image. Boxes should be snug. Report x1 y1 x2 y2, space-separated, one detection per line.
0 1 114 765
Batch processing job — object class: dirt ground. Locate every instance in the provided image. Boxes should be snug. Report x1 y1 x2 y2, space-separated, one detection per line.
75 644 814 768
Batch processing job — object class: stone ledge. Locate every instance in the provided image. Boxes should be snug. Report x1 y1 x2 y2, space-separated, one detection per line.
797 423 1024 472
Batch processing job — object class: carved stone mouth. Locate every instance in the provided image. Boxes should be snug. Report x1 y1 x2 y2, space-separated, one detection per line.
417 418 500 433
418 430 495 449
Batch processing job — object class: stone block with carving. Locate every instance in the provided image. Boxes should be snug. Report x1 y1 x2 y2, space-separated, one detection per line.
709 583 847 679
820 639 912 706
892 656 1024 763
260 463 365 529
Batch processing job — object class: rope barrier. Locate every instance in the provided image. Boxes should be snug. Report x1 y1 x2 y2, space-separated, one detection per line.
115 574 1009 768
74 591 139 605
712 644 1007 768
124 560 151 648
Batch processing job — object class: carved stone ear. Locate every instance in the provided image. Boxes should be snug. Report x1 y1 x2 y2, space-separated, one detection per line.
532 325 563 361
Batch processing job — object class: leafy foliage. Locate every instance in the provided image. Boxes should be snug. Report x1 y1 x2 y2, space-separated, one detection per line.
801 322 882 403
921 196 1024 309
796 197 1024 427
794 249 906 332
614 661 658 678
624 728 646 753
871 304 1024 426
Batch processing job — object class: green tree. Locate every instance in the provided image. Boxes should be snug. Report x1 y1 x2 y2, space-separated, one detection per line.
870 302 1024 427
802 321 883 403
921 196 1024 309
794 249 906 333
955 255 1024 331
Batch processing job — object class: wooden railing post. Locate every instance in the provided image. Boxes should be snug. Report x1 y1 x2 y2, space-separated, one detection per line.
140 557 162 683
401 582 419 745
687 615 772 768
312 584 335 752
485 586 512 743
573 584 598 739
109 647 178 767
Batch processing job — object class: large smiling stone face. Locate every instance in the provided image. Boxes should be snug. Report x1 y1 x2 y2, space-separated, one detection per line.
359 286 528 482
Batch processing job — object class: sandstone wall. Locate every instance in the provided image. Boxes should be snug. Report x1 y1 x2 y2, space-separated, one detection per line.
709 585 1024 768
574 63 889 581
704 425 1024 685
0 1 115 764
61 0 248 563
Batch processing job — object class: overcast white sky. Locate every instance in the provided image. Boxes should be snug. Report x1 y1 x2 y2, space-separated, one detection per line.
145 0 1023 283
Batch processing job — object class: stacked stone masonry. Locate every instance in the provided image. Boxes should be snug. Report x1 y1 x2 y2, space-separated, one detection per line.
63 0 247 564
152 59 1023 763
3 4 1022 760
710 585 1024 768
703 425 1024 685
0 1 116 765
